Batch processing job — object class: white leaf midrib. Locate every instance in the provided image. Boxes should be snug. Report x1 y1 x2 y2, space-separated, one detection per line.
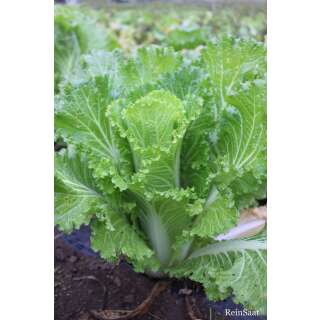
189 238 266 259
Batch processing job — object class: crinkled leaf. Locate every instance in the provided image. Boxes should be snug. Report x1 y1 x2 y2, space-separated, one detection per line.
203 37 266 111
214 234 267 314
170 231 267 314
54 150 103 232
189 190 238 238
211 81 266 201
55 76 133 192
229 171 266 209
120 90 188 193
91 213 153 262
118 46 182 94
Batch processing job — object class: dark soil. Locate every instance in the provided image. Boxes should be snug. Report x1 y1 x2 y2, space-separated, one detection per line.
55 228 266 320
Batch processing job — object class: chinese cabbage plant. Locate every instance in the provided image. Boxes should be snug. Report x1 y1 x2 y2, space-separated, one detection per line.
55 38 267 313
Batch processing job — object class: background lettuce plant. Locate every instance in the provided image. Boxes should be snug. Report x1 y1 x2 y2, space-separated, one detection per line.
54 5 119 92
55 37 266 313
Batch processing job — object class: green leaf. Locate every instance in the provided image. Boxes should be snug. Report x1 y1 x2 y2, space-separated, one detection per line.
155 65 206 101
118 46 182 94
54 26 81 93
54 5 119 92
180 97 216 196
54 150 103 233
189 190 238 238
81 50 123 85
149 65 218 197
216 250 267 314
203 37 266 111
201 39 267 209
137 189 196 266
229 171 266 209
91 212 153 262
57 50 124 92
55 76 133 192
170 231 267 314
120 90 188 193
211 81 266 199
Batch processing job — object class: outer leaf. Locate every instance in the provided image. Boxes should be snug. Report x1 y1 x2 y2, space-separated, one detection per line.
203 37 266 111
189 190 238 238
210 81 266 206
229 171 266 209
222 81 266 173
59 50 124 92
118 46 182 94
91 213 153 262
81 50 123 90
54 150 103 232
155 65 206 101
214 232 267 314
55 76 133 192
200 38 267 206
170 231 267 314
